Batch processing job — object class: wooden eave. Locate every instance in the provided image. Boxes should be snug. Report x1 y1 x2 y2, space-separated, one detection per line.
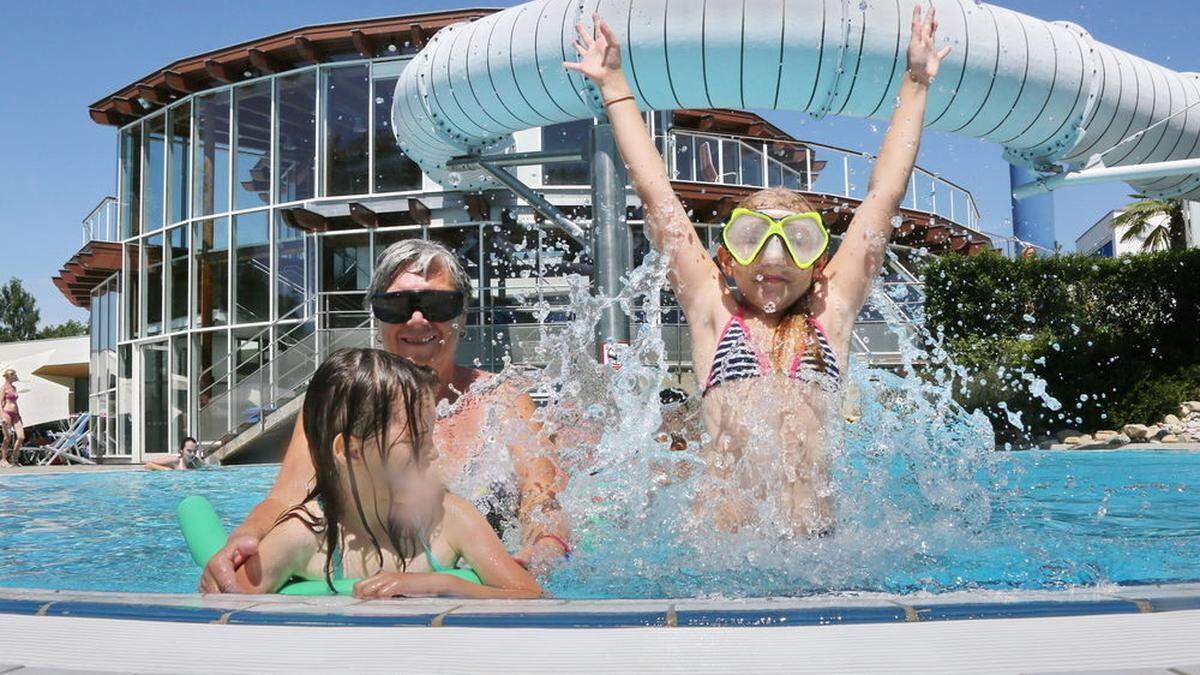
88 9 498 127
52 241 124 308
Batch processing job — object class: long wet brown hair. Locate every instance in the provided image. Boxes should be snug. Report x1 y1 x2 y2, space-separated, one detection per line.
726 188 831 375
284 347 440 591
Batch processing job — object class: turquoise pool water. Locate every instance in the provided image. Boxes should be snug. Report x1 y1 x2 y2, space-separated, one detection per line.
1 450 1197 598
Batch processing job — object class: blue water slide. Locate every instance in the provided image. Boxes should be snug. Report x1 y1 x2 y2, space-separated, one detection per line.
392 0 1200 201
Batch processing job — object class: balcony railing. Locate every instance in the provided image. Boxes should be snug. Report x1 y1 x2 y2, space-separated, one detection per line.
82 196 119 244
662 130 983 232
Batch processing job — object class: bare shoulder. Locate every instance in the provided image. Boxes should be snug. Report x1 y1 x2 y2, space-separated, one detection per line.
441 492 490 536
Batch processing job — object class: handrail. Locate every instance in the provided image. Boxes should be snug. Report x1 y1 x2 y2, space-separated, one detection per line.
664 128 983 233
194 298 312 400
81 196 119 244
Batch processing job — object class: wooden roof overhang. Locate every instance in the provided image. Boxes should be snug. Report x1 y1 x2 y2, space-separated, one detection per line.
88 9 499 127
52 242 123 308
670 181 993 256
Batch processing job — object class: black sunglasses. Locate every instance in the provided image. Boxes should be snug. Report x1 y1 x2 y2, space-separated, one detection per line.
370 290 465 324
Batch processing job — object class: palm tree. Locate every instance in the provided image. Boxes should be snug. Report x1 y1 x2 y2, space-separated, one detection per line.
1111 196 1188 252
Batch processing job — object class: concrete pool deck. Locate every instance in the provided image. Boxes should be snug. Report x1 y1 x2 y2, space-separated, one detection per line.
2 584 1200 673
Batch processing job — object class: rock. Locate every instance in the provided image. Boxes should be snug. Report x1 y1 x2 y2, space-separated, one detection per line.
1182 401 1200 413
1094 430 1121 441
1164 414 1181 427
1161 434 1180 443
1063 434 1090 445
1122 424 1156 441
1072 433 1130 450
1056 429 1084 443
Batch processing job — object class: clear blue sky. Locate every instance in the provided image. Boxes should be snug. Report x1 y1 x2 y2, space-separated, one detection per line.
0 0 1195 325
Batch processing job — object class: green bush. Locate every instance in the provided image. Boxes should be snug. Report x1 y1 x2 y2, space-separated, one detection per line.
924 250 1200 442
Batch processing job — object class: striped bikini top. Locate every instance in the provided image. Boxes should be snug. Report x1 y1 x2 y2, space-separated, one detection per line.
702 307 842 396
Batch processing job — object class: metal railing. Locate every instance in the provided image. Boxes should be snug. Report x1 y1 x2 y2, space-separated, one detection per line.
194 292 373 453
989 235 1059 259
663 130 983 232
82 196 119 243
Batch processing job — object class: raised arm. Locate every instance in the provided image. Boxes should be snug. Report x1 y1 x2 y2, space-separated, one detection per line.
199 413 314 592
564 15 723 326
822 6 951 332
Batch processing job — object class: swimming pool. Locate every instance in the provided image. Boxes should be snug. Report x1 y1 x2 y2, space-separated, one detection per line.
1 450 1197 598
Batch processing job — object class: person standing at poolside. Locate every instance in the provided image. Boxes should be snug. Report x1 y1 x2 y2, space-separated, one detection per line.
0 369 24 468
201 240 570 592
564 10 951 535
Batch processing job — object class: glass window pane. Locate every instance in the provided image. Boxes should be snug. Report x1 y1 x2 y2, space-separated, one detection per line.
275 211 307 318
542 121 590 185
125 242 141 339
321 232 372 292
168 102 191 225
167 226 189 332
194 329 229 444
740 143 763 188
193 91 231 216
142 342 169 453
234 81 272 210
233 210 271 324
323 65 370 196
143 114 166 231
143 233 164 337
171 336 188 448
193 217 229 328
372 73 422 192
277 70 316 202
117 344 132 456
119 125 142 238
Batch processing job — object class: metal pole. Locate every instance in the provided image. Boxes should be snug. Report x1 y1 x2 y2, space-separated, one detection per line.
1010 163 1057 254
590 122 631 353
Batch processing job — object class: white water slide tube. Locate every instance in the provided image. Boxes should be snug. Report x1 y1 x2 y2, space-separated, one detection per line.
392 0 1200 201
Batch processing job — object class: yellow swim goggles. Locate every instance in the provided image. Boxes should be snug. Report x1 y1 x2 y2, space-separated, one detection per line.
721 208 830 269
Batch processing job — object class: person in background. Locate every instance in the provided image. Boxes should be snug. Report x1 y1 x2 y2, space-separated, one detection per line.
145 436 203 471
1 368 25 468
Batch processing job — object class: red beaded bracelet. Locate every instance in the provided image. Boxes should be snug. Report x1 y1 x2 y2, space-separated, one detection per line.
535 534 572 557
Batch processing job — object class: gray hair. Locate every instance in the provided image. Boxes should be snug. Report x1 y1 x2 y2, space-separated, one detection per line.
367 239 474 308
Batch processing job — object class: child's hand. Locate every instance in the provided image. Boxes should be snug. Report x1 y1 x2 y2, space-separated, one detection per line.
906 5 952 86
352 572 448 599
563 14 623 86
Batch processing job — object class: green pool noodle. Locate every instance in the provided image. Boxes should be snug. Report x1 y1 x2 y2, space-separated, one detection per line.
177 495 482 595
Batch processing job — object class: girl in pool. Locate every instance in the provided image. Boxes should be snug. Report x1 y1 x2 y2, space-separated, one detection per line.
231 348 542 599
565 10 951 535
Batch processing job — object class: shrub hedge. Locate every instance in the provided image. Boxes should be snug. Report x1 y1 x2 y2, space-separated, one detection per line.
923 249 1200 443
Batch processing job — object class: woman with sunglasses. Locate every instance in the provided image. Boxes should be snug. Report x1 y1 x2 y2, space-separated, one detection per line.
200 240 569 592
565 10 951 535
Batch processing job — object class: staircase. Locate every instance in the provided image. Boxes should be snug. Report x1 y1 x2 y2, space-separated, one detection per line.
195 293 373 465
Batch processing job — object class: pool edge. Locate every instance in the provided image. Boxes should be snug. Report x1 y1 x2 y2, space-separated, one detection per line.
2 583 1199 628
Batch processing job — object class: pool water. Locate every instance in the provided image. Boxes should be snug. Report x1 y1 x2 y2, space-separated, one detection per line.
1 450 1197 597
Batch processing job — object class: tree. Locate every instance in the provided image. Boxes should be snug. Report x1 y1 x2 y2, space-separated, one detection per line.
37 320 88 340
1111 196 1188 252
0 278 40 342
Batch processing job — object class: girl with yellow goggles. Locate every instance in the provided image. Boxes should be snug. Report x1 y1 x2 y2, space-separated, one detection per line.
566 6 951 537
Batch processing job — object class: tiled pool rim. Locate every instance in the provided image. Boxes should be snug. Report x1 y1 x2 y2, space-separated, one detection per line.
2 583 1198 628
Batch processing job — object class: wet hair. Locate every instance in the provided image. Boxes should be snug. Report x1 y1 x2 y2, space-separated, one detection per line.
288 347 440 591
179 436 197 450
366 239 474 311
736 187 817 215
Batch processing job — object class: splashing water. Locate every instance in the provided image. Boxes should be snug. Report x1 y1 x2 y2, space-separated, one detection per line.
445 226 1055 598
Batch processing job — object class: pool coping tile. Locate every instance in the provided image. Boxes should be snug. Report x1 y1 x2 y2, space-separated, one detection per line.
2 583 1198 628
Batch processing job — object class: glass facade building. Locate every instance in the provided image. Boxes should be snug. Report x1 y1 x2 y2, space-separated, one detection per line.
73 16 985 462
